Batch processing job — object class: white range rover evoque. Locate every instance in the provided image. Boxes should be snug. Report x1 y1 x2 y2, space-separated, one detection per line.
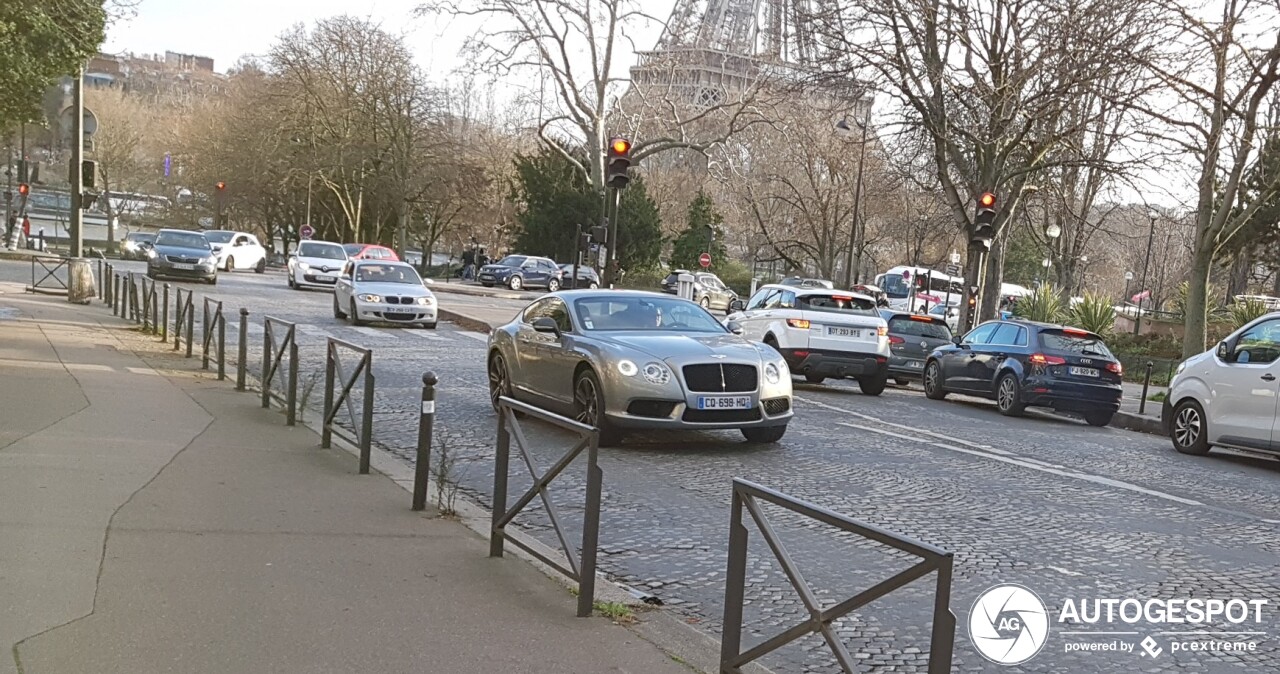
727 284 891 395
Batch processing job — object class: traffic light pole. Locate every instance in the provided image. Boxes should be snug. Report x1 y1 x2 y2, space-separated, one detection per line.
4 141 12 248
69 68 85 258
604 187 621 287
572 223 582 290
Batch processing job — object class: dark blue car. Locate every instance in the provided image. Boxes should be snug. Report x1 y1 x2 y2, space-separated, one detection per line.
922 319 1123 426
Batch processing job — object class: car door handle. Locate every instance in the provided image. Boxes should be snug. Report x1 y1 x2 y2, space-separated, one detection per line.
1263 374 1276 381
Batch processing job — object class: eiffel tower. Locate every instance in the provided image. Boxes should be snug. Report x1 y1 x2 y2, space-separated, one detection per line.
630 0 864 111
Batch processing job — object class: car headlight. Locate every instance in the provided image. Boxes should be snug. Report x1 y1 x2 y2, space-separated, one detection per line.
202 256 217 265
1175 361 1186 376
358 294 382 303
416 296 435 306
764 362 781 384
298 261 310 270
642 362 671 385
617 359 638 376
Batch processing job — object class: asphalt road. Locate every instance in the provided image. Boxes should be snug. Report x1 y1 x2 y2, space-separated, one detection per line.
6 259 1279 673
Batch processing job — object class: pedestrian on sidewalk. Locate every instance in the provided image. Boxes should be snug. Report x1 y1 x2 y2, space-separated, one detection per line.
461 247 475 280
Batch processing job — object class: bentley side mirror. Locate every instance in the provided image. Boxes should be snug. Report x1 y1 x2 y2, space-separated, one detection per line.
726 320 745 335
532 317 560 335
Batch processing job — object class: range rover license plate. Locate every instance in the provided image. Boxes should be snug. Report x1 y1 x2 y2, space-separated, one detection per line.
697 395 752 410
827 326 863 338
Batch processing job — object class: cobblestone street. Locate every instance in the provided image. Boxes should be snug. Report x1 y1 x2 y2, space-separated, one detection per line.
10 260 1280 673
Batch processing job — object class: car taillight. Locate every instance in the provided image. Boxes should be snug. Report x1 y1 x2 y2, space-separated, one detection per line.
1029 353 1067 366
1106 361 1123 375
787 319 811 329
888 335 905 345
877 326 888 337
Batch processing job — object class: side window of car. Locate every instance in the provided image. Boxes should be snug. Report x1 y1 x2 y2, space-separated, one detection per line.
548 299 573 333
541 260 557 272
762 290 784 310
1014 326 1028 347
963 323 998 345
1232 320 1280 364
779 291 797 309
989 323 1020 346
746 288 773 311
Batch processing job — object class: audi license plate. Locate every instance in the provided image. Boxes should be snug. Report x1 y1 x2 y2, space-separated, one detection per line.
384 306 415 314
1069 366 1099 377
827 326 863 338
697 395 752 410
172 263 195 270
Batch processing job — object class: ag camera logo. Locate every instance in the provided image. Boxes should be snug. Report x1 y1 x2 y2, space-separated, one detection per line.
969 584 1050 665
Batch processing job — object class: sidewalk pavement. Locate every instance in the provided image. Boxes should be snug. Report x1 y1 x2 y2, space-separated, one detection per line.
0 286 693 674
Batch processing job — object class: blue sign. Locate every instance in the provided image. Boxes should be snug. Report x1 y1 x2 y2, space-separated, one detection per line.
163 153 171 177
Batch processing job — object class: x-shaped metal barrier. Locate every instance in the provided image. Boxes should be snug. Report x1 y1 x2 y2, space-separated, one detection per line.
172 287 195 357
322 338 372 472
490 396 602 618
719 479 956 674
201 297 227 380
27 256 69 295
263 316 300 426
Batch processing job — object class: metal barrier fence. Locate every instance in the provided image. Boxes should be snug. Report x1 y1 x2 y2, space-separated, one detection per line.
139 276 158 332
262 316 299 426
172 287 195 357
27 255 69 295
719 479 956 673
202 297 228 380
490 396 602 618
322 338 373 472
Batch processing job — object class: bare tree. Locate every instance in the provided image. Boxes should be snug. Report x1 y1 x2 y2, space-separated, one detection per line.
85 88 151 251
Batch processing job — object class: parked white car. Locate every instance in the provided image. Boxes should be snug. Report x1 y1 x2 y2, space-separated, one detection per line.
288 241 349 290
1165 312 1280 456
203 230 268 273
727 284 890 394
333 260 438 329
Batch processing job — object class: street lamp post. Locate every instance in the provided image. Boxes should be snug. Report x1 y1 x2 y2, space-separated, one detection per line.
1042 223 1061 289
1135 213 1158 335
837 107 871 288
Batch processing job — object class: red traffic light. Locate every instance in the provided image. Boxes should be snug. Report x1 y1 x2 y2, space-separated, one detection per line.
215 181 226 191
978 192 996 208
609 138 631 155
17 183 29 196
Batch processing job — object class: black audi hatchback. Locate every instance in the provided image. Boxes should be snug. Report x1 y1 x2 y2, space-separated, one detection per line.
921 319 1123 426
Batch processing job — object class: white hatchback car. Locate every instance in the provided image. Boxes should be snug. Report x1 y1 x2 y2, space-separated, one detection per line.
333 260 438 329
728 284 890 394
288 240 349 290
203 230 268 273
1165 313 1280 456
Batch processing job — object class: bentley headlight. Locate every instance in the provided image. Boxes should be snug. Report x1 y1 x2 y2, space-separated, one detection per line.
642 362 671 385
358 294 382 303
764 362 781 384
416 296 435 306
617 359 638 377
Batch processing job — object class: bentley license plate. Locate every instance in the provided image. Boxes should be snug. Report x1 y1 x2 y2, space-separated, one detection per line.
697 395 752 410
827 326 862 338
1069 366 1099 377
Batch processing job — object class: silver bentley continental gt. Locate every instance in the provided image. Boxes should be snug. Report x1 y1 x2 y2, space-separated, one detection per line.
486 290 794 446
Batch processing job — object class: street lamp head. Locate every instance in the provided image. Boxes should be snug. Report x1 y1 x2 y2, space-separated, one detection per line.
1045 223 1062 239
1080 255 1088 263
1125 271 1134 280
1042 258 1052 267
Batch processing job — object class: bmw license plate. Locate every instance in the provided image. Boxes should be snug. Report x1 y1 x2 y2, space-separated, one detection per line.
172 263 195 270
384 307 414 314
697 395 752 410
1069 366 1099 377
827 326 863 338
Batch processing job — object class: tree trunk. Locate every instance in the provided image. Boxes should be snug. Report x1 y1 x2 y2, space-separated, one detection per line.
1182 249 1214 359
980 232 1007 322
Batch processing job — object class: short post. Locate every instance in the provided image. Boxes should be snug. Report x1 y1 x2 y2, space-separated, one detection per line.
286 340 298 426
236 308 248 391
185 299 194 358
105 265 113 307
412 371 438 511
151 285 158 333
96 259 103 298
217 311 227 381
490 408 510 558
173 288 183 350
141 279 150 329
202 301 211 370
321 345 334 448
261 321 273 409
360 362 374 474
161 283 169 341
1139 361 1154 415
115 274 123 316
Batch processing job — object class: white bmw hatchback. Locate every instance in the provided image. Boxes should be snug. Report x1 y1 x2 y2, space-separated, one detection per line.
333 260 438 329
1165 312 1280 456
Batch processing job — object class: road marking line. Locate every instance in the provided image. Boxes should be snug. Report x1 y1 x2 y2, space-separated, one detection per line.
405 331 446 341
350 326 391 339
836 420 1204 507
459 332 489 342
797 396 1016 455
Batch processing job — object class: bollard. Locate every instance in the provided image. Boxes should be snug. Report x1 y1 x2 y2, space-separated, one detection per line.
236 308 248 391
185 300 195 358
286 341 298 426
96 260 103 299
161 283 169 341
114 274 122 315
1139 361 1153 416
412 371 438 511
173 288 183 350
105 263 113 305
142 278 150 330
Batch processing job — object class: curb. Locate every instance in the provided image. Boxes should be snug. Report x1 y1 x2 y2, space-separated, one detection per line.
1110 410 1166 436
430 282 542 302
439 308 494 335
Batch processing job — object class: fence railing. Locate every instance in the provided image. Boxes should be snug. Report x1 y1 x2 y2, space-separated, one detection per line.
720 479 956 674
202 297 228 380
172 287 195 357
263 316 299 426
139 276 158 332
489 396 602 618
322 338 373 473
27 255 69 295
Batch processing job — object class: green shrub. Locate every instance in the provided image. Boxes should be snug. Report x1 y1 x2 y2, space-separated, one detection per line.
1012 284 1065 323
1068 292 1116 336
1230 297 1269 330
619 264 667 291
